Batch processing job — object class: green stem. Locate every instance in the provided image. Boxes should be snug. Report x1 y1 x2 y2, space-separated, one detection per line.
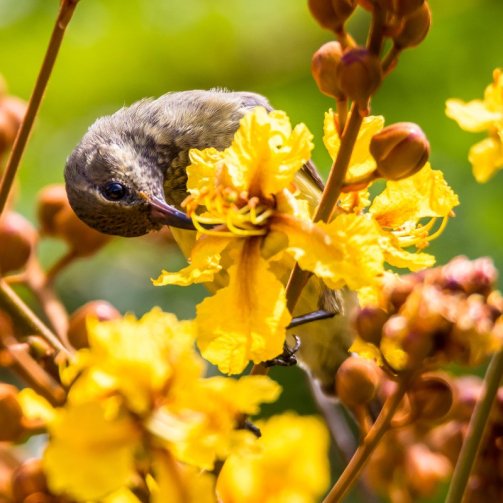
323 375 412 503
0 0 80 217
445 349 503 503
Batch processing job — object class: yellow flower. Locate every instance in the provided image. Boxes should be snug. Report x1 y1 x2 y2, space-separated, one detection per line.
147 375 281 470
370 163 459 272
63 308 203 415
216 413 330 503
324 110 384 181
155 107 388 374
43 397 141 501
446 68 503 182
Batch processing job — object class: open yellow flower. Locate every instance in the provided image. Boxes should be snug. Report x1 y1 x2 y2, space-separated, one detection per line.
216 413 330 503
154 107 386 374
446 68 503 182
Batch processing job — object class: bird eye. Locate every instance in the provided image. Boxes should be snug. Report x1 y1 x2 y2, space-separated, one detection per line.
101 182 127 201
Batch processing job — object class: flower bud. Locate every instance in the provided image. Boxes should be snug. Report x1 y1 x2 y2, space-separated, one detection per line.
336 48 382 111
386 0 425 17
37 184 110 257
68 300 121 349
408 373 454 424
311 41 345 99
370 122 430 180
393 3 432 49
11 459 48 503
336 356 381 407
0 384 24 441
308 0 357 31
0 212 37 275
355 306 388 345
441 256 497 296
0 96 27 154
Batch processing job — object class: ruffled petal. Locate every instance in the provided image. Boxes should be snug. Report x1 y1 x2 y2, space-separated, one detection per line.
445 98 500 132
468 136 503 183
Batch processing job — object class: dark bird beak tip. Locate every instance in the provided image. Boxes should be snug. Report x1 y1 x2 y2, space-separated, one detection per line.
146 195 196 230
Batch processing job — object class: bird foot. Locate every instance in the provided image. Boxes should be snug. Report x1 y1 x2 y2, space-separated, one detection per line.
264 335 301 367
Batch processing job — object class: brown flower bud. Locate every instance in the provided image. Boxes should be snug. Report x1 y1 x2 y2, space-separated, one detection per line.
336 356 381 407
386 0 425 17
68 300 121 349
426 421 464 465
355 306 388 345
452 376 482 421
370 122 430 180
404 444 451 497
0 212 37 275
311 41 345 99
11 459 48 503
308 0 357 31
441 256 497 297
336 48 382 111
393 2 432 49
408 373 454 424
0 96 27 154
0 384 24 442
37 184 110 257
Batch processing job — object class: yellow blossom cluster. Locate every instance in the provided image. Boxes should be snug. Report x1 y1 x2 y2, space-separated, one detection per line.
155 107 458 374
16 309 329 502
446 68 503 182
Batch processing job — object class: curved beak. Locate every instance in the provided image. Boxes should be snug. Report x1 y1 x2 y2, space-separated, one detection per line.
144 194 196 230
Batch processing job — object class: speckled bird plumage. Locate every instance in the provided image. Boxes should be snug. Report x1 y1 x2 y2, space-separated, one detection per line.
64 89 354 392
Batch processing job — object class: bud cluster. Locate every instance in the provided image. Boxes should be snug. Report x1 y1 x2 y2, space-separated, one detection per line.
367 375 503 502
355 256 503 371
309 1 432 112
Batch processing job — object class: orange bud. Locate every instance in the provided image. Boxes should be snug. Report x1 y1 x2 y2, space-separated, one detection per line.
408 373 454 424
386 0 424 17
37 184 110 257
0 212 37 275
308 0 357 31
0 96 27 154
0 384 24 442
370 122 430 180
11 459 48 503
393 2 431 49
336 48 382 111
336 356 381 407
68 300 121 349
0 309 14 335
355 306 388 345
311 41 345 99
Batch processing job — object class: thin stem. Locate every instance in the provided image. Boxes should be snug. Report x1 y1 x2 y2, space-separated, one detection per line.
445 349 503 503
367 3 386 56
2 333 66 406
382 45 401 76
323 375 412 503
0 0 80 217
0 279 72 357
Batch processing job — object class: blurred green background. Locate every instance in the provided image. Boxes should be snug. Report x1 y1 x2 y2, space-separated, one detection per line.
1 0 503 500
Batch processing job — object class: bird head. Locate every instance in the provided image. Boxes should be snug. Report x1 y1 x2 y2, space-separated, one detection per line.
64 124 194 237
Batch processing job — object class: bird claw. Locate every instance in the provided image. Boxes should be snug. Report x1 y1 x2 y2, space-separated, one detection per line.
241 420 262 438
264 335 301 367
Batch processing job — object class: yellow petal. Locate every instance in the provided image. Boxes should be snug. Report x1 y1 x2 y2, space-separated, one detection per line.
43 398 140 501
324 111 384 181
153 235 231 286
445 98 500 132
217 413 330 503
468 137 503 183
17 388 55 424
381 235 436 271
349 337 383 366
273 213 385 291
196 239 291 374
370 163 459 228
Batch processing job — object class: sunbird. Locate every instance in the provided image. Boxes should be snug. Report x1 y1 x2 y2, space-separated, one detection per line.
64 89 354 393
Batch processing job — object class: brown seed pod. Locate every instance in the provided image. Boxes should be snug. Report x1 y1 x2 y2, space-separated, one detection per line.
354 306 389 345
0 212 37 275
370 122 430 180
68 300 121 349
308 0 357 31
0 96 27 154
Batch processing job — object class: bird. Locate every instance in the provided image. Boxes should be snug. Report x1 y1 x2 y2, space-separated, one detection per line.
64 89 355 393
